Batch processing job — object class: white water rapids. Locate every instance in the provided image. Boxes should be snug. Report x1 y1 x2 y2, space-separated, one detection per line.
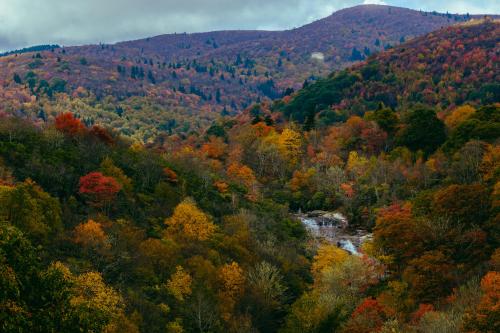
298 213 370 255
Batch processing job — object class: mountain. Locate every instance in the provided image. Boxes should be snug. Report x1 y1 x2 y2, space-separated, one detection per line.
0 9 499 333
276 18 499 126
0 44 60 57
149 18 499 224
0 5 480 141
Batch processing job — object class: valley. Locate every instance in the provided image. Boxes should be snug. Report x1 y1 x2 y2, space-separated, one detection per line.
0 4 498 333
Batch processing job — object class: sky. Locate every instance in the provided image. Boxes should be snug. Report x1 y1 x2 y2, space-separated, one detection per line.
0 0 498 52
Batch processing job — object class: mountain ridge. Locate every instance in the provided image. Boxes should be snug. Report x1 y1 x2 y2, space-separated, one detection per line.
274 18 500 127
0 5 494 141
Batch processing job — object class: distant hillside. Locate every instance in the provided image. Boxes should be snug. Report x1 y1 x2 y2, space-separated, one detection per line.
0 44 60 57
277 19 499 126
0 5 483 141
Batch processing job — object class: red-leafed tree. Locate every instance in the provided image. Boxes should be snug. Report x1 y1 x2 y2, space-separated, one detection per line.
343 298 387 333
411 303 435 324
55 112 85 135
79 172 121 209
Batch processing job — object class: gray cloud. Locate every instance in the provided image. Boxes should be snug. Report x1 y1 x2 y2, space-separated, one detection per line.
0 0 498 52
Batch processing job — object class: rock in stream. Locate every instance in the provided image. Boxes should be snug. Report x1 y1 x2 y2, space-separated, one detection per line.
297 211 371 255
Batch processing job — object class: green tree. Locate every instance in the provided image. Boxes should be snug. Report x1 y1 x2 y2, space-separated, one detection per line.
0 180 62 243
370 106 399 135
396 107 446 155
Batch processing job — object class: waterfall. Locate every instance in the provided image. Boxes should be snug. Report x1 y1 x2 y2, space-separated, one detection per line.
297 212 369 256
338 239 359 255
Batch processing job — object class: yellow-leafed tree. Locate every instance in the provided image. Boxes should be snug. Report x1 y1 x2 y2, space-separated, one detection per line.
165 198 216 241
167 266 192 301
73 219 109 251
218 262 245 321
278 128 302 165
444 105 476 129
311 244 349 281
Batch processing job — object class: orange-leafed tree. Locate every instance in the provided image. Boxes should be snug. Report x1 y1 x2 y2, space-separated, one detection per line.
227 162 259 200
201 136 227 160
163 167 179 184
463 271 500 333
402 250 455 304
73 219 109 251
252 122 273 137
373 203 426 269
218 262 245 321
227 162 257 188
214 180 230 194
89 125 114 144
289 168 316 192
55 112 85 135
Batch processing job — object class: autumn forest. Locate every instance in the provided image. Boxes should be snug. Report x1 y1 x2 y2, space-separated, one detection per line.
0 3 499 333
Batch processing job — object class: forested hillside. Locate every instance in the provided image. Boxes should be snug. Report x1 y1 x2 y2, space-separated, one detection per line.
277 19 499 125
0 5 478 142
0 11 499 333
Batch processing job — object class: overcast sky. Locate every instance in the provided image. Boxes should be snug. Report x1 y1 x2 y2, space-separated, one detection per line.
0 0 498 52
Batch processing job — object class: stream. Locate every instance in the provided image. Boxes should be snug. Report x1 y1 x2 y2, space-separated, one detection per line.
297 211 372 255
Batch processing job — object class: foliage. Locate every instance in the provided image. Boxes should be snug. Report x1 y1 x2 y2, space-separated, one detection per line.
0 16 498 333
0 179 62 242
167 266 193 302
79 172 122 209
396 107 446 155
278 21 499 131
73 219 109 251
462 272 500 333
55 112 85 135
0 8 477 140
164 198 216 241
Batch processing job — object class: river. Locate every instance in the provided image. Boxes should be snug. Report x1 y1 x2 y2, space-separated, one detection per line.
297 211 372 255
